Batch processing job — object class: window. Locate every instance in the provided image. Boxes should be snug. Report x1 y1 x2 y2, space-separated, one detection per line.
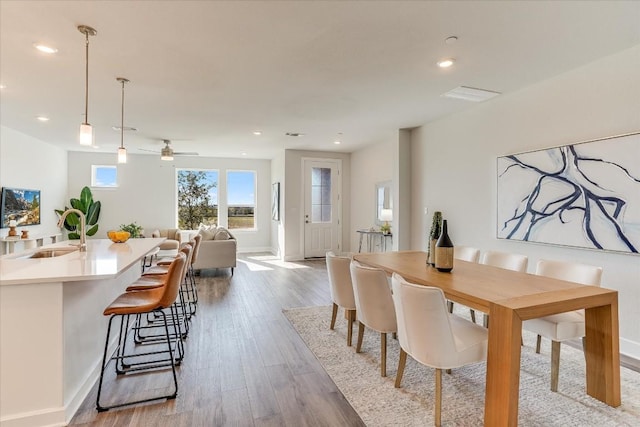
91 165 117 188
177 169 218 230
311 167 331 222
227 170 256 229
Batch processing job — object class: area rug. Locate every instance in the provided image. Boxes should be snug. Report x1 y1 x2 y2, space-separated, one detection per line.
283 305 640 426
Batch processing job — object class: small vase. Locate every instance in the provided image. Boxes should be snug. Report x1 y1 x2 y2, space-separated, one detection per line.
435 220 454 272
428 238 437 266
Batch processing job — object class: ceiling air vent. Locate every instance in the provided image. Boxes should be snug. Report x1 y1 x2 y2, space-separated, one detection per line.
441 86 501 102
285 132 305 137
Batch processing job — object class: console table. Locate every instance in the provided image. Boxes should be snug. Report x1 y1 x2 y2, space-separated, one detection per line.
1 233 61 254
356 229 392 252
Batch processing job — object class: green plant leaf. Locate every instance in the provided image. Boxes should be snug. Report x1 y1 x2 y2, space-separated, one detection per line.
86 201 101 225
65 212 80 227
70 198 85 213
68 232 81 240
80 186 93 210
86 224 99 236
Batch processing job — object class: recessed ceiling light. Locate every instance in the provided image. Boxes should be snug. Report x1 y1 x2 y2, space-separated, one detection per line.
36 116 50 122
437 58 455 68
334 132 343 145
253 130 262 136
0 84 5 89
34 44 58 54
241 152 247 156
445 36 458 45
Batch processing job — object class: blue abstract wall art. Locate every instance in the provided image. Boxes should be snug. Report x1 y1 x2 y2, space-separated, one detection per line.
497 132 640 253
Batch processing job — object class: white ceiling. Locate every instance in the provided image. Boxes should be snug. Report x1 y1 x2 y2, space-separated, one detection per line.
1 1 639 160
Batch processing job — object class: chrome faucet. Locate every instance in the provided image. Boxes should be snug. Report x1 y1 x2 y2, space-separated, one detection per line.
57 208 87 252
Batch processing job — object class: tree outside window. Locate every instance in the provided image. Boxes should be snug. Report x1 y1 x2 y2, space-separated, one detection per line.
227 170 256 229
177 170 218 229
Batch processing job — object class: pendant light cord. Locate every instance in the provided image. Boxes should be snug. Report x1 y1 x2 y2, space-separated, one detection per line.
84 31 89 125
120 79 125 149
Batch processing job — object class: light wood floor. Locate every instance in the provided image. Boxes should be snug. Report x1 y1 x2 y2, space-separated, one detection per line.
70 254 364 426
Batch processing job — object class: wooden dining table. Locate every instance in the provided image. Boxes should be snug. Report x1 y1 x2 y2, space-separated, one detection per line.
353 251 621 426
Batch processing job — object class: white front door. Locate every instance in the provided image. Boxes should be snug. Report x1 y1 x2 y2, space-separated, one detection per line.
303 159 341 258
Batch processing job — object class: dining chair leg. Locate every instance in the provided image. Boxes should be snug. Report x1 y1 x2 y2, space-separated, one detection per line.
483 314 489 328
447 301 454 313
356 322 365 353
551 340 561 392
470 309 476 323
392 332 397 340
330 303 338 330
395 348 407 388
346 309 356 346
581 336 587 360
381 332 387 377
536 334 542 353
435 368 442 427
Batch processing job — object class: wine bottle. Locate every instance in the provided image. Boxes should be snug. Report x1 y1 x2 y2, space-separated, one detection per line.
435 220 454 272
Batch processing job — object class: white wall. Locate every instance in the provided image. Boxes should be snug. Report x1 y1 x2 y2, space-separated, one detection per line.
67 152 272 252
350 140 394 251
410 45 640 359
283 149 351 260
271 150 285 257
0 126 67 253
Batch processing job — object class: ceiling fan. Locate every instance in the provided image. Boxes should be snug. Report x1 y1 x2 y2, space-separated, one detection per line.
139 139 199 160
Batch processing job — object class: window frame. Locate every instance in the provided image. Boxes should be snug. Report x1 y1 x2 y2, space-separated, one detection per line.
176 168 219 230
226 169 257 231
91 165 118 188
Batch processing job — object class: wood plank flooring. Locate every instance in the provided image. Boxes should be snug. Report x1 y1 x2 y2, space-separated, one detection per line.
70 254 364 426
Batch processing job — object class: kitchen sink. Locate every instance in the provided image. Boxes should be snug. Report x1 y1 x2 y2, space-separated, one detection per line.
29 248 79 258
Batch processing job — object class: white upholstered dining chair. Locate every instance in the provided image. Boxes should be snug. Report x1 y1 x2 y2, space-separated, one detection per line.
448 246 481 322
479 250 529 327
522 259 603 392
326 251 357 346
480 250 528 273
392 273 488 426
350 260 397 377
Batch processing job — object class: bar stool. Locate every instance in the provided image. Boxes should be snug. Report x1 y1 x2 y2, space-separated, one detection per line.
96 252 186 412
130 244 193 344
145 236 200 316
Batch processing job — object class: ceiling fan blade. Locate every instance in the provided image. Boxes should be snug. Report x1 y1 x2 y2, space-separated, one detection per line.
138 148 160 153
174 152 199 156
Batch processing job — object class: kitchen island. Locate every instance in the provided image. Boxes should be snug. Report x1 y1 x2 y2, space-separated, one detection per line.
0 238 165 427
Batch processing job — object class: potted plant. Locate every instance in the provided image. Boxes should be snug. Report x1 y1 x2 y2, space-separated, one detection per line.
55 186 101 240
427 211 442 265
118 222 144 238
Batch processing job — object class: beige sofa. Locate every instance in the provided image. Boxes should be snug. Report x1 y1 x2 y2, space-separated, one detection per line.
149 228 181 251
192 227 237 275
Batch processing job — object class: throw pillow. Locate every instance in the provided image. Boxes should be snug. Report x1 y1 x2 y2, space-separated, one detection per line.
198 223 216 240
214 228 231 240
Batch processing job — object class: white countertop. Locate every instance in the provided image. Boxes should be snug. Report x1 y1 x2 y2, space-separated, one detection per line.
0 238 165 285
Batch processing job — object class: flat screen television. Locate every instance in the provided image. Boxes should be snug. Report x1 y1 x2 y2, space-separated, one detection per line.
1 187 41 228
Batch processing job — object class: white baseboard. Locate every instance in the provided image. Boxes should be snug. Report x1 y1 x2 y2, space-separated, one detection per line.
237 246 272 254
0 407 65 427
620 337 640 362
283 253 304 262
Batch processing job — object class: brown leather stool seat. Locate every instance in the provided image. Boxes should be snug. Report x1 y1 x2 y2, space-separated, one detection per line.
96 252 186 412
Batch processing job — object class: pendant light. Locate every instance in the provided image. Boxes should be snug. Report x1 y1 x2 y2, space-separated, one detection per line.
78 25 97 146
116 77 129 164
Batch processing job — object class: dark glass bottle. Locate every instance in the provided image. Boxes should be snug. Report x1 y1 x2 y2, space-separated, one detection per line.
435 220 454 272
